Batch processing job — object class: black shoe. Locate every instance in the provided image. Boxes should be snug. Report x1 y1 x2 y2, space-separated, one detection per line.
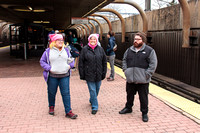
119 108 132 114
92 110 97 115
142 114 148 122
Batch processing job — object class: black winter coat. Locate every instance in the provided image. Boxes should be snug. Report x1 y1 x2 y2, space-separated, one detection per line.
78 45 107 82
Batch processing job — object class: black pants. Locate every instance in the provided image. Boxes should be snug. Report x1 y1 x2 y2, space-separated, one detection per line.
125 82 149 114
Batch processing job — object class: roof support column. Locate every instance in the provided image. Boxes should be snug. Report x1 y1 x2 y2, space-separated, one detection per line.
84 24 92 35
89 21 96 33
91 14 112 31
178 0 191 48
98 8 125 42
113 0 148 33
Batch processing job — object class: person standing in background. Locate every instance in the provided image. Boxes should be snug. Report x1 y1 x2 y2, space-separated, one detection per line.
106 31 116 81
72 34 78 44
68 31 73 45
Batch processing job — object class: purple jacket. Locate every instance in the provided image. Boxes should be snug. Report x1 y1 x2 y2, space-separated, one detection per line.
40 47 74 82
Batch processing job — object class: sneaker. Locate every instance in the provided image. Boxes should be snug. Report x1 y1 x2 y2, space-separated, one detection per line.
107 77 114 81
49 106 54 115
66 110 78 119
91 110 97 115
142 114 148 122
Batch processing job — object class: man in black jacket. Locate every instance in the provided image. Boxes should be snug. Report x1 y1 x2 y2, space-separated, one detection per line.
119 32 157 122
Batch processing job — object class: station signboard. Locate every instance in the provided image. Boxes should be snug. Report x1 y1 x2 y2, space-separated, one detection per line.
71 17 88 24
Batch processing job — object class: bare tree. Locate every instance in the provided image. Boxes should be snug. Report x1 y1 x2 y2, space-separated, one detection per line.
103 4 123 21
167 0 177 7
152 0 178 9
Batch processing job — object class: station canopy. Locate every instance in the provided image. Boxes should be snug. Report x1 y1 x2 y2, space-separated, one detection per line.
0 0 113 29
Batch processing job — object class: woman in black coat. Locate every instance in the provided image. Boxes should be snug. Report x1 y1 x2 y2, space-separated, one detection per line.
78 34 107 115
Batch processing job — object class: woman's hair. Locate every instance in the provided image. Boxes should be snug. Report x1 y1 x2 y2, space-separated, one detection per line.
49 41 65 49
108 31 115 36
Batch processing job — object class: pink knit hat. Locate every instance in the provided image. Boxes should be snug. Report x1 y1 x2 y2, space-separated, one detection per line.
88 34 98 42
49 34 63 42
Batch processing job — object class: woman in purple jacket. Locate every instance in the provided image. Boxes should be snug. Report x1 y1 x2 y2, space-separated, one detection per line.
40 34 78 119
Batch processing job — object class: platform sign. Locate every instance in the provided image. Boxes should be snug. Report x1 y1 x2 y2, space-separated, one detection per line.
71 17 88 24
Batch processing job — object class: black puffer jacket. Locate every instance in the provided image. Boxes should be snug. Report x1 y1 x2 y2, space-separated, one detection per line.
78 45 107 82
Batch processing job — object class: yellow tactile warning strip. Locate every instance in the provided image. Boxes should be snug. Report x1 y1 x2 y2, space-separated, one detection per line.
0 46 9 49
107 63 200 122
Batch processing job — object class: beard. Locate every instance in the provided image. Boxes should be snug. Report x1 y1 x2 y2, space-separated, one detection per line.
134 42 143 48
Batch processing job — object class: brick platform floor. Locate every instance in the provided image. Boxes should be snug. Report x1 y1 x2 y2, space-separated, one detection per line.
0 47 200 133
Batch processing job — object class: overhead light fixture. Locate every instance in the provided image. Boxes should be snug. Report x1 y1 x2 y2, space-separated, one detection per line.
33 9 45 12
42 21 50 23
82 0 108 18
14 8 31 12
27 6 33 11
9 5 46 12
33 21 50 23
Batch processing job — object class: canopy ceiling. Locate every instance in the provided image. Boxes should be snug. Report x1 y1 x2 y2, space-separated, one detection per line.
0 0 114 29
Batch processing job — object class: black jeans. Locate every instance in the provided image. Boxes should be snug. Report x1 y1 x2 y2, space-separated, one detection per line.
125 82 149 114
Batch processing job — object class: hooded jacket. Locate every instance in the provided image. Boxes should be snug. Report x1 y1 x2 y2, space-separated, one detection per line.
122 44 157 84
40 47 74 82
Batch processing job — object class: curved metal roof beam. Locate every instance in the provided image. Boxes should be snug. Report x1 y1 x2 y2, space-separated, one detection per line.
1 23 8 30
71 25 85 39
91 14 112 31
89 21 96 33
98 8 125 43
73 27 81 38
77 24 89 39
70 25 81 38
178 0 191 48
76 26 84 38
80 24 89 35
0 23 8 35
88 17 103 41
85 24 91 35
113 0 148 33
75 25 87 39
70 27 80 38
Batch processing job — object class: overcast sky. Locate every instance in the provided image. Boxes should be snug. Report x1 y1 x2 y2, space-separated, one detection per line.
104 0 179 14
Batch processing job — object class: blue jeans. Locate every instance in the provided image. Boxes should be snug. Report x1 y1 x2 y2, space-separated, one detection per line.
86 81 102 110
47 76 71 114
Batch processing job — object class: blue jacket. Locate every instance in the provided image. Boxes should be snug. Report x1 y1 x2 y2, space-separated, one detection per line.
106 36 115 56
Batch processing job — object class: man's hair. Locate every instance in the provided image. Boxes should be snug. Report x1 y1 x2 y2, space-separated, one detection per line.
108 31 115 36
135 31 147 43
